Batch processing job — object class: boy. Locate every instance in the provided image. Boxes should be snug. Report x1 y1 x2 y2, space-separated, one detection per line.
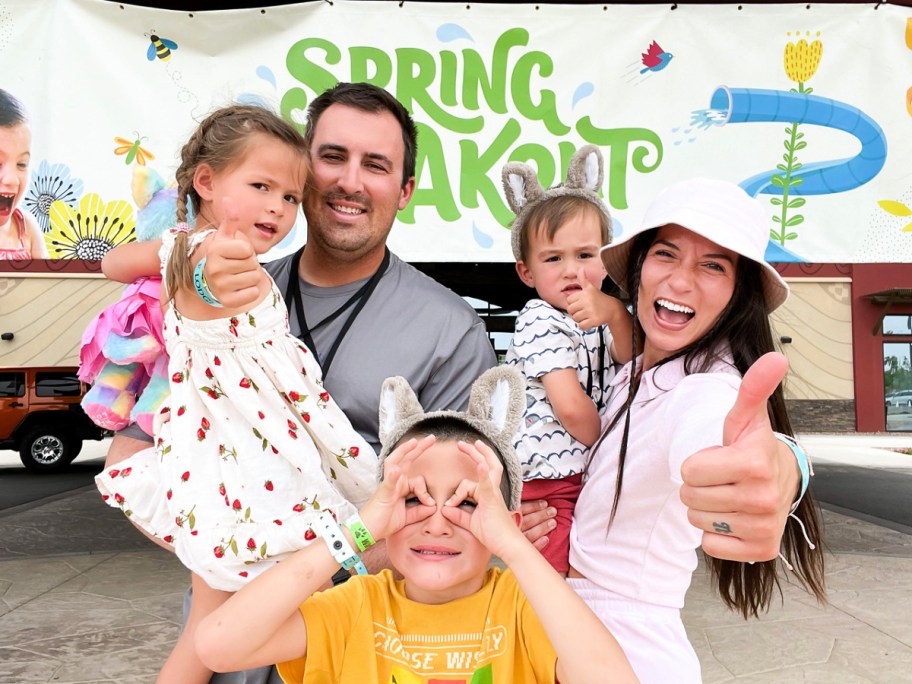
195 366 638 683
501 145 632 573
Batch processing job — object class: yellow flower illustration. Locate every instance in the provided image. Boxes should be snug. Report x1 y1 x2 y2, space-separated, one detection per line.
784 37 823 84
45 193 136 260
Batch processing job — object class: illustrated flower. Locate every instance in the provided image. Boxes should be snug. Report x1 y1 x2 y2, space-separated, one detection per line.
23 161 84 233
784 36 823 84
46 193 135 260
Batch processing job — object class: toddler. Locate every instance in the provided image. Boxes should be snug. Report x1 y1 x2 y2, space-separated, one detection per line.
501 144 632 573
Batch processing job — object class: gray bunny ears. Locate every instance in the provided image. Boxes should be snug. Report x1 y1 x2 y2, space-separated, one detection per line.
502 144 612 261
377 366 525 511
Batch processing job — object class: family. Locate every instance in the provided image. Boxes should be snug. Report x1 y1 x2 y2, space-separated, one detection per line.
85 82 825 683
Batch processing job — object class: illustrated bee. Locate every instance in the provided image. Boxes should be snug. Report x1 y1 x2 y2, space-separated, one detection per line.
114 134 155 166
147 34 178 62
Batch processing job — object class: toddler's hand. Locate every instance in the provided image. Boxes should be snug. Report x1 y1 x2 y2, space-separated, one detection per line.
566 278 614 330
205 198 260 309
359 435 436 542
441 440 522 558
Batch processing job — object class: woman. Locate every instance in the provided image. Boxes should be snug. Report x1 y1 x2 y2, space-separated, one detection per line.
567 178 826 683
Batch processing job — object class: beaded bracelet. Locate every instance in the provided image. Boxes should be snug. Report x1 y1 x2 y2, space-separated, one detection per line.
193 257 223 308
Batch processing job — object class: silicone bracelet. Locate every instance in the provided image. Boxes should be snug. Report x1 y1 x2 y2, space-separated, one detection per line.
314 511 367 575
193 257 223 308
344 513 376 552
774 433 810 512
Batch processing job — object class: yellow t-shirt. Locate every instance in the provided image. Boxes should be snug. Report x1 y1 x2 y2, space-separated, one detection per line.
277 567 557 683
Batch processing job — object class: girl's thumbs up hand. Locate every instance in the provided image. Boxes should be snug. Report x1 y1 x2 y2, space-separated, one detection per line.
205 197 260 309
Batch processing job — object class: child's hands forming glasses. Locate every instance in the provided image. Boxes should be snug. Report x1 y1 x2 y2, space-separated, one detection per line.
360 435 436 541
442 440 522 558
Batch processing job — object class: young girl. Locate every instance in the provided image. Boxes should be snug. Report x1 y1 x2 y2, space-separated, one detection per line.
0 89 47 260
567 177 826 683
94 104 376 683
501 145 632 573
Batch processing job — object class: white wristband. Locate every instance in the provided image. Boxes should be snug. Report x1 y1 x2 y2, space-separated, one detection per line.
314 511 367 575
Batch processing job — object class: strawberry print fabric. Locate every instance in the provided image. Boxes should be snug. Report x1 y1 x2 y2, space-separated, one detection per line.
96 227 377 591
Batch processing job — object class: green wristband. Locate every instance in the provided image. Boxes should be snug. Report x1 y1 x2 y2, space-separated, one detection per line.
344 514 375 552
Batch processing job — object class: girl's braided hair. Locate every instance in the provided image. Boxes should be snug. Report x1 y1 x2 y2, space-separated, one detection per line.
166 104 307 302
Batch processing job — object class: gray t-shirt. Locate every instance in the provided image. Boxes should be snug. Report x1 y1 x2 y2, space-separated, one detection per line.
265 250 497 454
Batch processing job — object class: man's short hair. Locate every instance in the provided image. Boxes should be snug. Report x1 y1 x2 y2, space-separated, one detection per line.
304 82 417 188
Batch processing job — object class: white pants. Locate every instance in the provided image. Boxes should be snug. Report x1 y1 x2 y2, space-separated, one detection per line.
568 577 701 684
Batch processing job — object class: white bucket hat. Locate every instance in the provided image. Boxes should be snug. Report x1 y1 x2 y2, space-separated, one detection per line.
599 178 789 312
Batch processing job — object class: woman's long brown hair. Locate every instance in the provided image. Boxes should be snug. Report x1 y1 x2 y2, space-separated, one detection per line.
591 228 826 618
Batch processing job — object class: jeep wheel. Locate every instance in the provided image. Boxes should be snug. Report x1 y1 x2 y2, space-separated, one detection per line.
19 428 79 472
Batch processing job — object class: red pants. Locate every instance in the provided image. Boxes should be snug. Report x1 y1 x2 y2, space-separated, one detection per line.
521 474 583 574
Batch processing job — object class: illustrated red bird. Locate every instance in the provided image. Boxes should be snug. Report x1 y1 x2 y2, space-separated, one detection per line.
640 40 674 74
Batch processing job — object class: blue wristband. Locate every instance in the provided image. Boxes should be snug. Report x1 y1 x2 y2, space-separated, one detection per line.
193 257 223 307
774 433 810 512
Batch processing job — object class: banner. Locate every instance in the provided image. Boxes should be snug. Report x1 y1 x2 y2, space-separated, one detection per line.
2 0 911 264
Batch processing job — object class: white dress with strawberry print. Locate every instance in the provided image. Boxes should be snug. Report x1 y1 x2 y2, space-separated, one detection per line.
95 227 377 591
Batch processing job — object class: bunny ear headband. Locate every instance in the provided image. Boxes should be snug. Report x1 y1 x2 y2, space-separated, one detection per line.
377 366 525 511
502 144 613 261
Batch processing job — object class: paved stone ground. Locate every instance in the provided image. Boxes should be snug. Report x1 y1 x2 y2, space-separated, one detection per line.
0 487 910 683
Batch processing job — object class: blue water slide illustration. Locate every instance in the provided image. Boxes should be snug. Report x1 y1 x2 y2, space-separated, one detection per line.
708 86 887 197
703 86 887 261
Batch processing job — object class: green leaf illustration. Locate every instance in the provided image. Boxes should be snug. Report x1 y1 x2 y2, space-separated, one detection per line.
785 215 805 227
788 198 806 209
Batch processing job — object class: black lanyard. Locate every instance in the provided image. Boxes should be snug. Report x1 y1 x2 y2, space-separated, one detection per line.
284 245 390 379
584 325 608 410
